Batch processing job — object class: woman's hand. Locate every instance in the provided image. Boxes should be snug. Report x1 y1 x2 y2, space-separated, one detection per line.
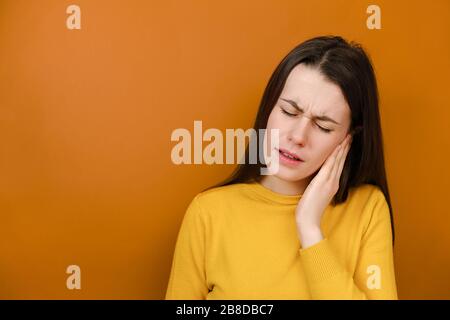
295 133 352 249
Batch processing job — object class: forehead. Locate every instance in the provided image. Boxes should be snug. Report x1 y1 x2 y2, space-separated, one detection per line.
281 64 350 118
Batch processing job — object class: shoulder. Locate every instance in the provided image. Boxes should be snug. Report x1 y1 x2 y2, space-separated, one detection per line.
347 183 392 227
186 183 248 216
195 183 247 207
347 183 387 207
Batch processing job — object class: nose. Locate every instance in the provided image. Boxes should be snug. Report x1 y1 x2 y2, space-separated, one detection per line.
288 115 310 146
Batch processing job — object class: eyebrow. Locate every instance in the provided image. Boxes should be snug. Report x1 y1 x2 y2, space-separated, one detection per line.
280 98 341 125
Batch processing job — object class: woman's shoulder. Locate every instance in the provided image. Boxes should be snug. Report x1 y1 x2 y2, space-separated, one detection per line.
348 183 387 204
346 183 390 223
193 183 248 207
182 183 249 221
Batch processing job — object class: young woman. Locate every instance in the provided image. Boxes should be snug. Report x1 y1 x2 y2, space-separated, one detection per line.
165 35 398 300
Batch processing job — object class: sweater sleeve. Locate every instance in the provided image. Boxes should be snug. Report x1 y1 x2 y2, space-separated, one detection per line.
299 189 398 300
165 195 209 300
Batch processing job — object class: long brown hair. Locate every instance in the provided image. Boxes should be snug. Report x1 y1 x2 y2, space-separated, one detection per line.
202 35 395 245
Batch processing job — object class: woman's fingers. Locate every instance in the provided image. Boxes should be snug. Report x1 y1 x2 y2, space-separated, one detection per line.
335 139 351 182
330 138 345 180
322 143 342 181
332 135 351 181
320 134 352 184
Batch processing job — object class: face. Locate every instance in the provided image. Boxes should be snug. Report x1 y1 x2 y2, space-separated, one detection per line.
265 63 351 182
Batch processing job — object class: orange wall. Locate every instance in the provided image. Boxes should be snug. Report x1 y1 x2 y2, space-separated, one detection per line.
0 0 449 299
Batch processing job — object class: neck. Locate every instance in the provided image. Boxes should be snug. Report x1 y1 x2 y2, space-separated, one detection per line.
259 174 312 196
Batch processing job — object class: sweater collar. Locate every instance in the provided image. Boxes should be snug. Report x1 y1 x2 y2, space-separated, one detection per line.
245 181 302 205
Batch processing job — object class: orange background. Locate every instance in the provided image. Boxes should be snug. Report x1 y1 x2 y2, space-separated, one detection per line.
0 0 449 299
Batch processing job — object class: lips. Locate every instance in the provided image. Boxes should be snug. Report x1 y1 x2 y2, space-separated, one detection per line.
277 148 304 162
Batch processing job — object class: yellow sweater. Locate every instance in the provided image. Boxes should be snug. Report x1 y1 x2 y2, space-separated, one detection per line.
165 181 398 300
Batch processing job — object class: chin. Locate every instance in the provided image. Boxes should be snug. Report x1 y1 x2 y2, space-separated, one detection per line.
271 168 309 182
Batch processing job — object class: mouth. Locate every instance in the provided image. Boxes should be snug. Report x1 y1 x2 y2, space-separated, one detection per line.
276 148 304 163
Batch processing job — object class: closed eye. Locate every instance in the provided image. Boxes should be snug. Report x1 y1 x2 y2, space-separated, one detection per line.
280 107 296 117
280 107 333 133
316 124 332 133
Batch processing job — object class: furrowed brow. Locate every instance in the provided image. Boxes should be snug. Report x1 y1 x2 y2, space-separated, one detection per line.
280 98 341 125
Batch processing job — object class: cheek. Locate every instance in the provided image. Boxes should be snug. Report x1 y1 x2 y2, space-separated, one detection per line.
264 112 277 151
266 109 284 129
265 110 284 143
310 137 339 164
